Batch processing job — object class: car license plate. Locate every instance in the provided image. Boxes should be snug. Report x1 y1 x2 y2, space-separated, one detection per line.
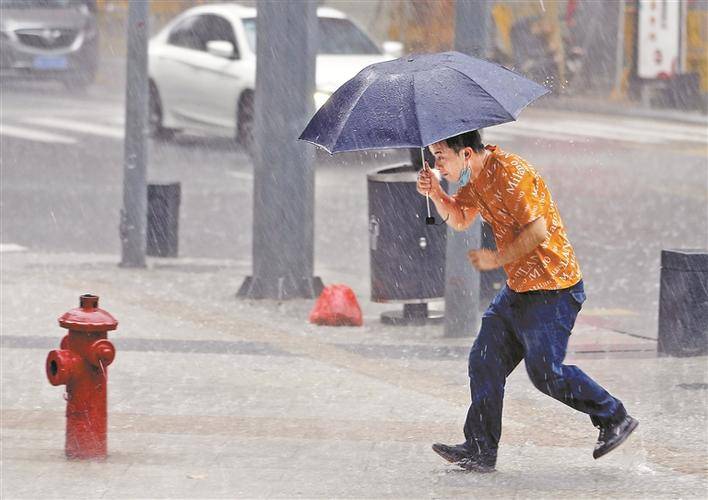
33 55 68 70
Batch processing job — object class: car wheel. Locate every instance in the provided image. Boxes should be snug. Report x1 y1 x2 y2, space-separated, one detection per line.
149 82 175 141
236 91 254 152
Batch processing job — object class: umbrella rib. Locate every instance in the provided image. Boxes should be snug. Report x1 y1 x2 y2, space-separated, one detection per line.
409 72 424 147
441 64 516 122
330 70 377 153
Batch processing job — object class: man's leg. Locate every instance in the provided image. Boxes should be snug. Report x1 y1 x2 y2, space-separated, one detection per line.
512 284 637 457
462 312 524 454
513 289 626 426
464 287 524 463
434 287 524 469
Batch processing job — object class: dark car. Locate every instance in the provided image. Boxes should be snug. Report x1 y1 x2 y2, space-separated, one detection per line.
0 0 99 89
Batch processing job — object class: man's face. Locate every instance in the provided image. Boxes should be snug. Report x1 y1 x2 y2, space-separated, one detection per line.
428 141 465 182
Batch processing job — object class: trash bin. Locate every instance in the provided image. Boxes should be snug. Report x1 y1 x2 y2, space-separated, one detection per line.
146 183 180 258
658 249 708 357
367 164 446 325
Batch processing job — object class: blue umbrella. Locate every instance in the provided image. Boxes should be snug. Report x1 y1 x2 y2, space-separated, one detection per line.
299 51 549 154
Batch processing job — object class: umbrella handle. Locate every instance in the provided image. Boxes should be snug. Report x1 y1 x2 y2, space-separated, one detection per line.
421 148 434 224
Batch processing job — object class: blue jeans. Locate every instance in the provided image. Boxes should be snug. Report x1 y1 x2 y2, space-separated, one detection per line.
463 280 627 454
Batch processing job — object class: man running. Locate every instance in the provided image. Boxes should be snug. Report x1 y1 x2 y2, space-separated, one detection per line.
417 130 637 472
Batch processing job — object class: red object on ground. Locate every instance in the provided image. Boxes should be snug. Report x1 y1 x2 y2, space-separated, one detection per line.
46 294 118 460
309 284 363 326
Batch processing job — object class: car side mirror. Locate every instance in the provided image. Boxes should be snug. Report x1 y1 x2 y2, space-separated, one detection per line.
206 40 237 60
382 40 404 58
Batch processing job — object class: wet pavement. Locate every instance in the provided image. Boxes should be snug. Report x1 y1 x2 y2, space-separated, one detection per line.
2 80 706 341
1 250 707 498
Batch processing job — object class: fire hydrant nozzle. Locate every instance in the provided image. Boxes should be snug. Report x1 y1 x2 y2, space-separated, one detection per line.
46 349 82 386
88 339 116 368
46 294 118 460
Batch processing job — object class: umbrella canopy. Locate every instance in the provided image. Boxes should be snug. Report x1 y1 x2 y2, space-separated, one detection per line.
299 51 549 154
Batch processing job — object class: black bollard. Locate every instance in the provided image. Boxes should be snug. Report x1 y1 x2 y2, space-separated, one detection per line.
658 249 708 357
146 183 180 258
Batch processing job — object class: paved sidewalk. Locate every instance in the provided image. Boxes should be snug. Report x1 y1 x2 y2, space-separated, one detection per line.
1 251 706 498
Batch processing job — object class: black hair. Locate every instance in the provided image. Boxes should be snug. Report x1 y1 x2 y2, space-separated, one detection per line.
442 130 485 153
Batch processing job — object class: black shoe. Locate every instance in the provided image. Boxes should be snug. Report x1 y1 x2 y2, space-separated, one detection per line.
593 415 639 459
458 456 496 473
432 442 496 472
432 442 474 463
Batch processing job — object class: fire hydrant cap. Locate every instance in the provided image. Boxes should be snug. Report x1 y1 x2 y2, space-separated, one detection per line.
58 294 118 332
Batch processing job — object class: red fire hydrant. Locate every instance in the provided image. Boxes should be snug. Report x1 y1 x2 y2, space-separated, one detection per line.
46 294 118 460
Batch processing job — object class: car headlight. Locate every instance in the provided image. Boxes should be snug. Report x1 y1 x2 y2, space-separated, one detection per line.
314 91 332 110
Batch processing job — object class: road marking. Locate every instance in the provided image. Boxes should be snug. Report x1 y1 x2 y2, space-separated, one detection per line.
0 243 28 253
0 124 76 144
5 110 705 148
226 170 253 180
107 115 125 125
23 117 124 139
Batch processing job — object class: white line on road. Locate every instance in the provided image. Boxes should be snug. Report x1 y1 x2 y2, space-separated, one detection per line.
0 243 28 253
107 116 125 126
0 124 76 144
23 117 124 139
226 170 253 180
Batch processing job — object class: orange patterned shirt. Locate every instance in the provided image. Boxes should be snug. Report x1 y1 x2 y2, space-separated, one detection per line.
453 145 582 292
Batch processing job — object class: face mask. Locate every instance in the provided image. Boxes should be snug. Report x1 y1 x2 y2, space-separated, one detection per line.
458 165 471 186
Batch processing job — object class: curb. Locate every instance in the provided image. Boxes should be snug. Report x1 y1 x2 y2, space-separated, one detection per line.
537 96 708 125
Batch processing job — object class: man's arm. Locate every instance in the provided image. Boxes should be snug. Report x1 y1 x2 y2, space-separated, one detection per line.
429 189 479 231
468 217 547 270
416 166 478 231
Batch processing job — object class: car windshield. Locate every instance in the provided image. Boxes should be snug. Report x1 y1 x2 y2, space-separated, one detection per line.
0 0 90 7
242 17 380 55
